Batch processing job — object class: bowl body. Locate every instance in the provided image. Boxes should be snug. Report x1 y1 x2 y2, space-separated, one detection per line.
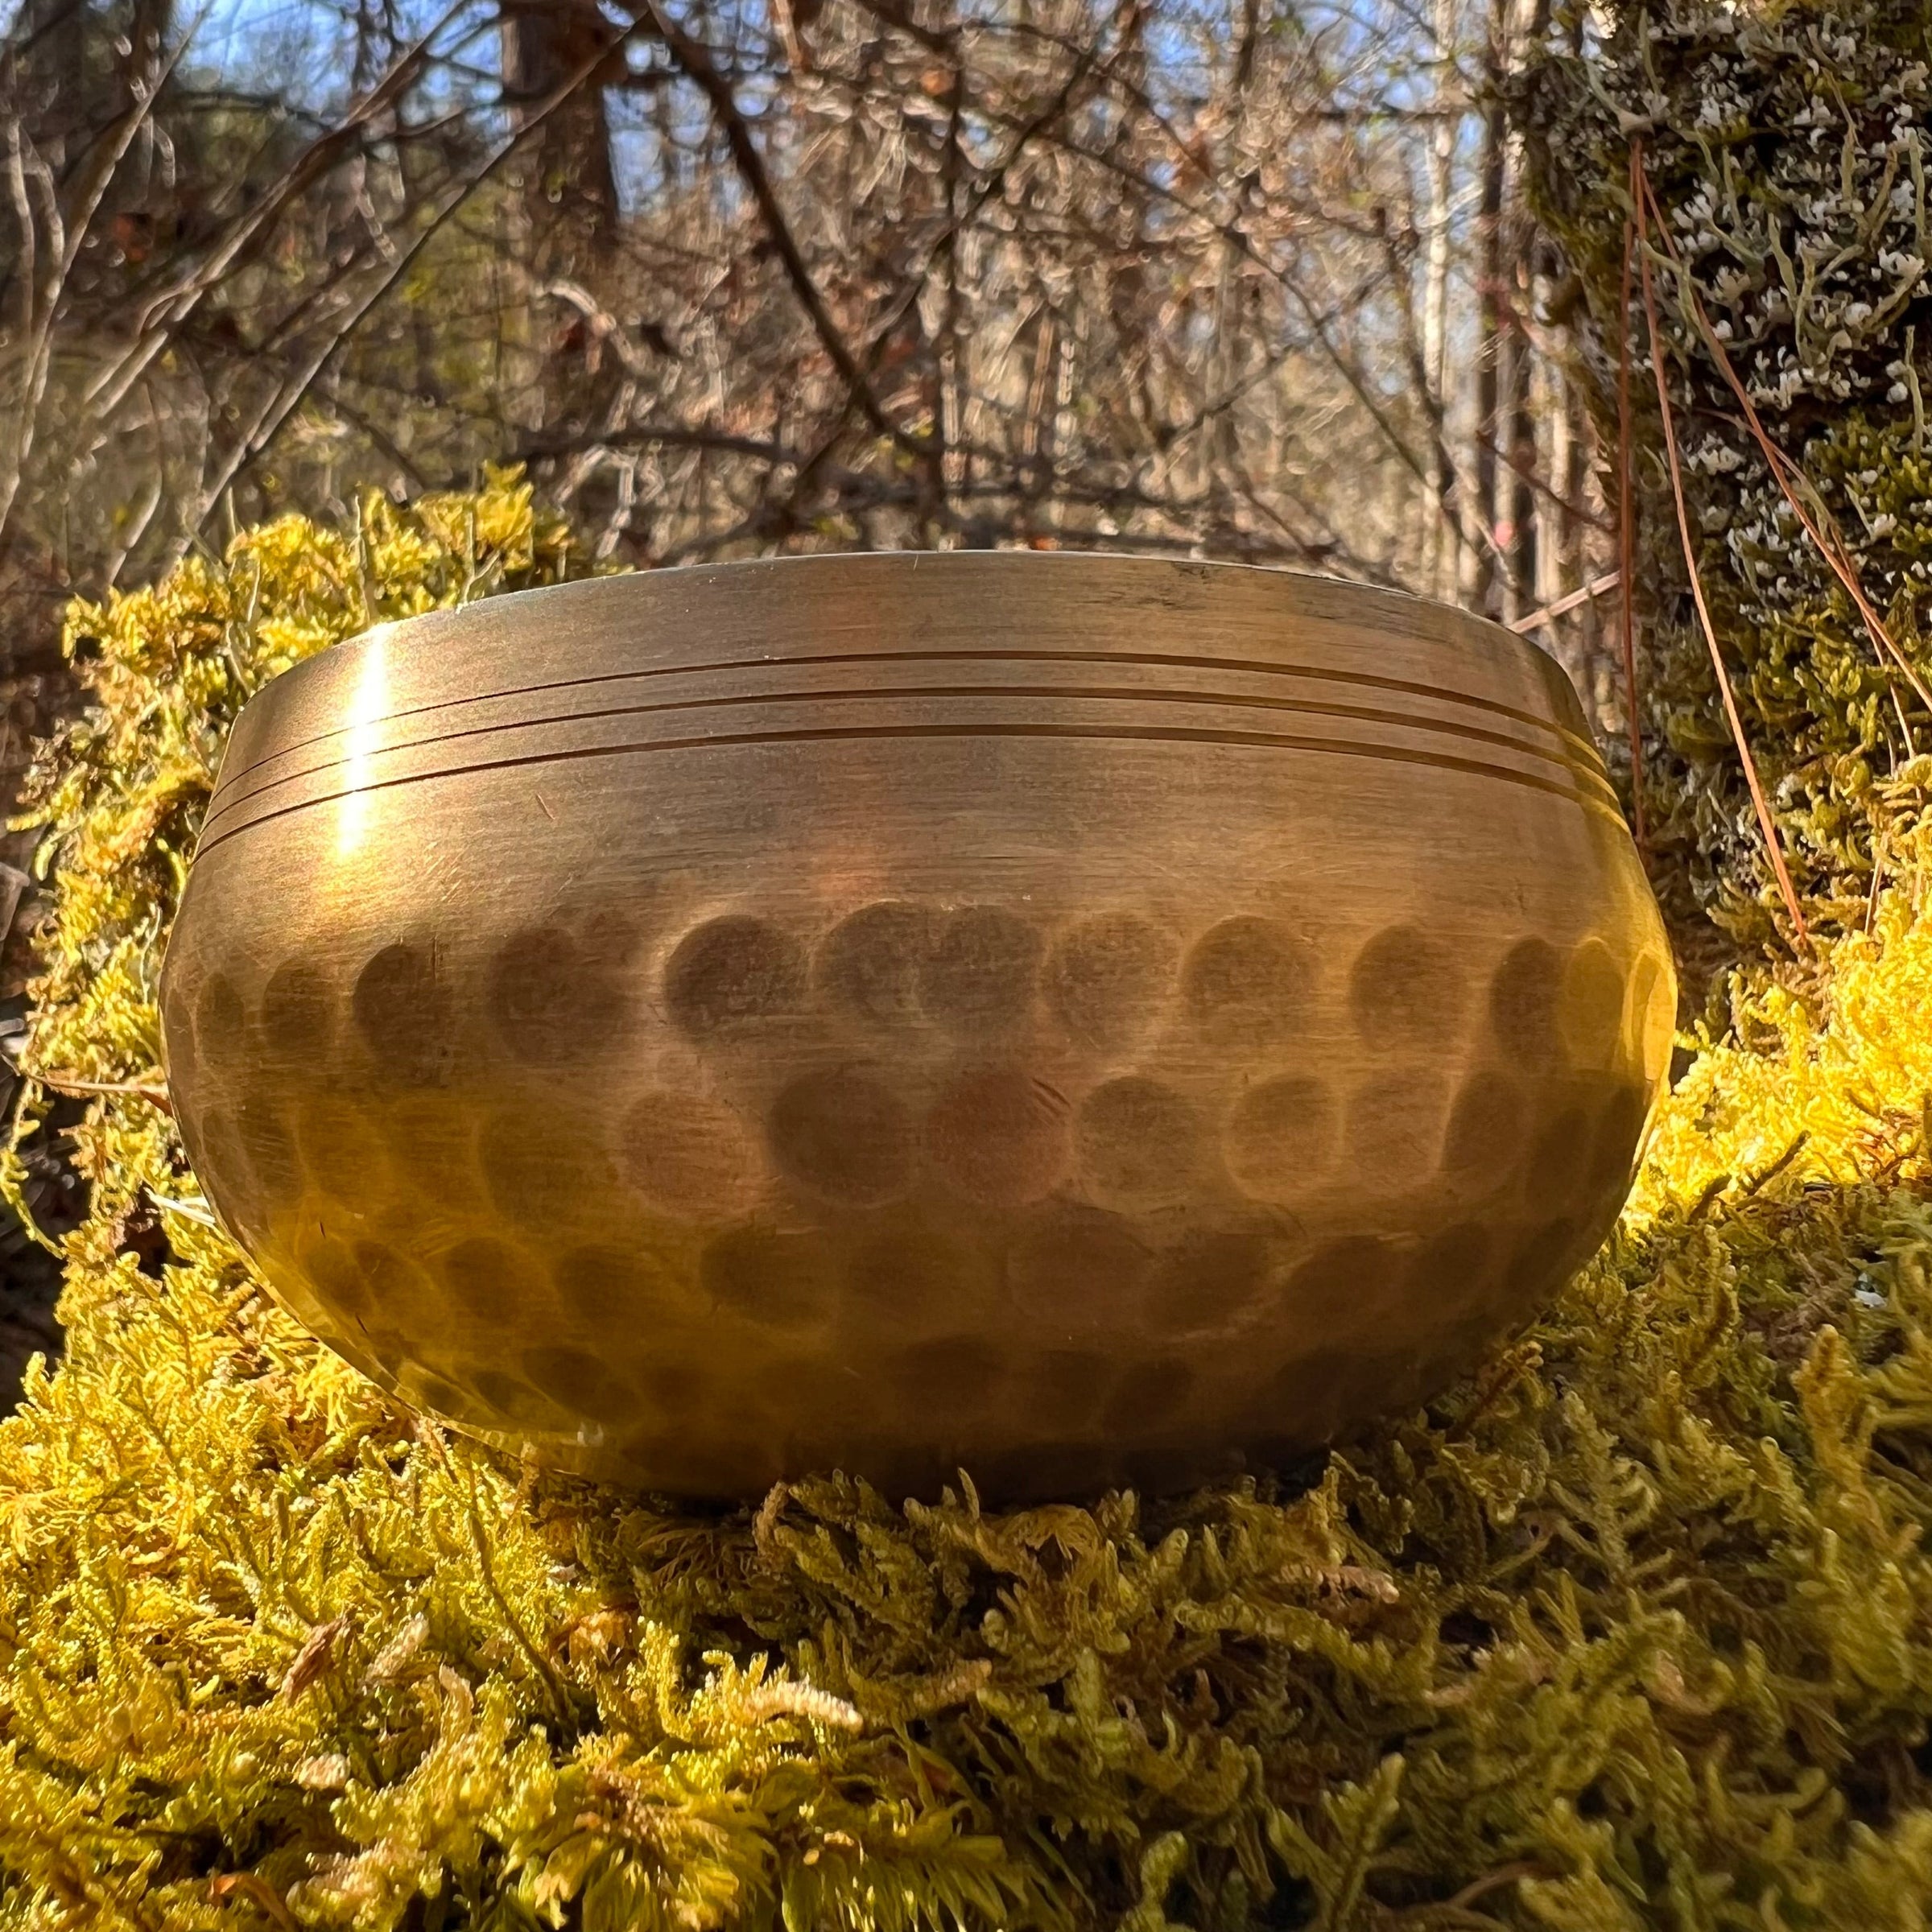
161 555 1673 1499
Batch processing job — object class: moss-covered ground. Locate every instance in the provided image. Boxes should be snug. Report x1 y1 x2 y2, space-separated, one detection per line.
2 480 1932 1929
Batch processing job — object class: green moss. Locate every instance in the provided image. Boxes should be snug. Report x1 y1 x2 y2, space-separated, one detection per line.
1516 0 1932 959
10 490 1932 1927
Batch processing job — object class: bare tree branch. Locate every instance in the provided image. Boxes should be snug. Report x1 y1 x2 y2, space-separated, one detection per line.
637 0 918 455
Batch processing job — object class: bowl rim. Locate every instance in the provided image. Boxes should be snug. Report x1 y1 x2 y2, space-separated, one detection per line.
200 551 1622 860
261 548 1571 705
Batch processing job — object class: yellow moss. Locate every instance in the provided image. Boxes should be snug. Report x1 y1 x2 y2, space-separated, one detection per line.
9 492 1932 1928
1632 877 1932 1218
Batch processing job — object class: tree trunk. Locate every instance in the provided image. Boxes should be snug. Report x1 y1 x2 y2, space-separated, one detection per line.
1422 0 1460 600
498 0 621 432
1472 0 1506 617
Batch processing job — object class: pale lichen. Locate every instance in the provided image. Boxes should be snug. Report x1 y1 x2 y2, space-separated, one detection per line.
1517 0 1932 960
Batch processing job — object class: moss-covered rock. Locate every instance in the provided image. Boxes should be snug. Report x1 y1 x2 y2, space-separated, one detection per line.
1516 0 1932 961
9 493 1932 1926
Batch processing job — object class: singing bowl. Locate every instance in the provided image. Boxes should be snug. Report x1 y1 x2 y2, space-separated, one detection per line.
160 554 1674 1500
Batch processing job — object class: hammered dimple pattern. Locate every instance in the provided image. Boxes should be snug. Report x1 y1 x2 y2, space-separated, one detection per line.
167 889 1671 1501
160 556 1674 1501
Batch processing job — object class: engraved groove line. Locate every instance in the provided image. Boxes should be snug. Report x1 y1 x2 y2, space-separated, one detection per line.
205 679 1616 834
213 643 1605 796
196 719 1632 859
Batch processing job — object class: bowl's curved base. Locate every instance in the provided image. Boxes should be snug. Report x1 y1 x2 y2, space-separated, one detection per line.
262 1196 1610 1503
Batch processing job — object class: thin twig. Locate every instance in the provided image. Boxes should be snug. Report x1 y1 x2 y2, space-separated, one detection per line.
1633 154 1932 724
150 1193 219 1229
85 3 470 421
522 423 788 464
640 0 915 455
188 23 636 543
0 17 194 549
1636 162 1810 953
208 1874 299 1932
1438 1861 1554 1913
1471 425 1616 533
27 1071 173 1113
1508 571 1620 636
1028 114 1517 587
1616 155 1645 847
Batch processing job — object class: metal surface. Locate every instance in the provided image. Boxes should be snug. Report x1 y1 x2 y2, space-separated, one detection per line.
159 554 1674 1500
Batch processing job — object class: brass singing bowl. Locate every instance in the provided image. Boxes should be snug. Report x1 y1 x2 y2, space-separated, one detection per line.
160 555 1674 1500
